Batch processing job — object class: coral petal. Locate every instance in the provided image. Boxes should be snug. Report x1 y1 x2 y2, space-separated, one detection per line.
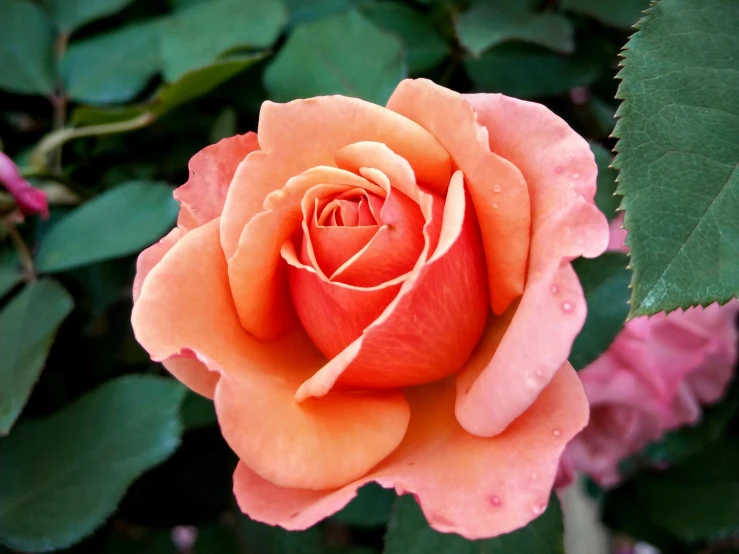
233 362 588 540
175 133 259 230
220 97 452 258
295 173 488 395
132 219 410 489
455 92 609 437
228 168 374 340
387 79 530 315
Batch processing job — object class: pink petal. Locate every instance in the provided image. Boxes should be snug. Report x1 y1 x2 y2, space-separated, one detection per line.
233 362 588 540
454 92 609 437
175 133 259 230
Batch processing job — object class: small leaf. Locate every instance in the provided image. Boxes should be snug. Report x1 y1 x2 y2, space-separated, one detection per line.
63 18 162 104
265 10 406 105
333 484 396 527
0 0 55 95
360 1 449 74
456 3 574 56
561 0 649 28
161 0 287 82
0 375 186 551
384 494 564 554
0 279 73 435
464 42 605 98
614 0 739 316
590 141 619 222
35 181 178 273
0 250 23 300
72 55 264 126
44 0 135 34
570 253 631 370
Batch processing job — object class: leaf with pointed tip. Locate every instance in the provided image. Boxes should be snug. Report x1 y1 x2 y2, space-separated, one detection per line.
0 376 186 551
613 0 739 316
0 279 73 435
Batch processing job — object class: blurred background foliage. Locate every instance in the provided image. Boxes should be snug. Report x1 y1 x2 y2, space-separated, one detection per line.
1 0 738 553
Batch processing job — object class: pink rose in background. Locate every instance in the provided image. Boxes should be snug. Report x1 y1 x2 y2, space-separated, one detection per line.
0 151 48 219
564 216 738 486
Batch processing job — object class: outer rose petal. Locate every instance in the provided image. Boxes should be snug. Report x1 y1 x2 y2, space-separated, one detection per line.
132 219 410 489
454 92 609 437
132 227 217 398
220 96 452 258
386 79 531 315
175 133 259 230
234 363 588 540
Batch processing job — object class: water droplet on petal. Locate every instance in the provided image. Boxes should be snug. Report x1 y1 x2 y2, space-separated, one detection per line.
571 173 580 180
493 202 500 209
550 285 559 294
562 302 574 313
535 369 544 377
489 495 502 507
532 503 546 516
531 472 538 480
553 429 562 438
412 314 419 323
554 166 564 174
492 183 502 193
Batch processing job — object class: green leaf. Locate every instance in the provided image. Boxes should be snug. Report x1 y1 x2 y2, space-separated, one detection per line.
62 18 162 104
285 0 352 25
0 279 73 435
161 0 287 81
0 0 55 95
35 181 177 273
456 3 574 56
0 375 186 551
606 439 739 544
360 2 449 74
570 253 630 370
384 494 564 554
238 515 326 554
464 42 604 98
44 0 134 34
265 10 406 105
181 391 217 430
333 484 396 527
614 0 739 317
0 250 23 300
561 0 649 28
590 141 619 222
72 54 264 125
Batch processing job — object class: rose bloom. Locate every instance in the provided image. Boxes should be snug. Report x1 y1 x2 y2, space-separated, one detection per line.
564 218 739 487
132 79 609 538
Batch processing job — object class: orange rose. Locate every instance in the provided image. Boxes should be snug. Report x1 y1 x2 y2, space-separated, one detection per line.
132 79 609 538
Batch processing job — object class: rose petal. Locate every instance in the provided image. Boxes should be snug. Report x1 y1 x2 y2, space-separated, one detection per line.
327 172 426 287
175 133 259 230
454 92 609 437
220 97 452 258
228 167 377 340
295 172 488 395
386 79 531 315
132 219 411 489
233 362 588 540
132 227 217 398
